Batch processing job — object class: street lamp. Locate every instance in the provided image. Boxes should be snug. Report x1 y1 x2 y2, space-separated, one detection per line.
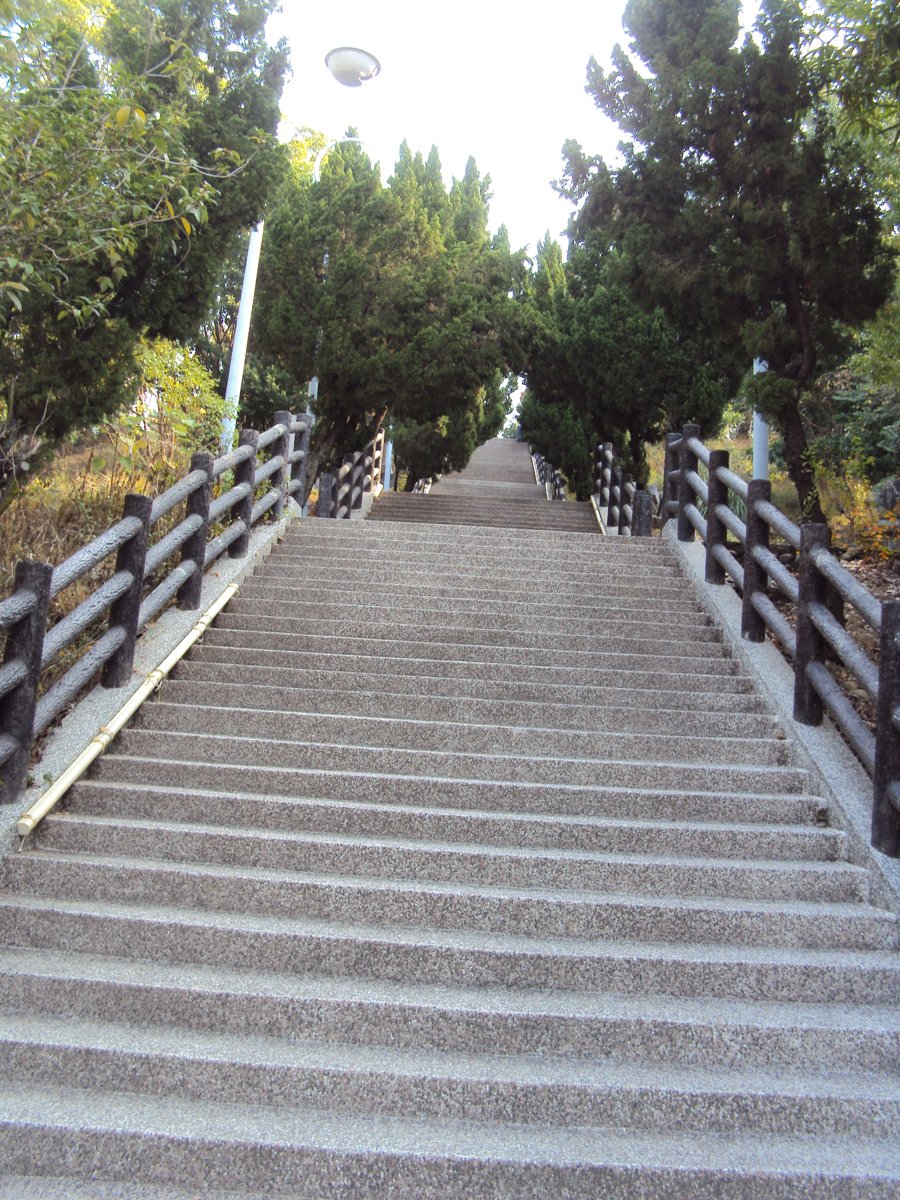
220 46 381 450
325 47 381 88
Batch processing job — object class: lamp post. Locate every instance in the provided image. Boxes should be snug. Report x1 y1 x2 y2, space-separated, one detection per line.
752 357 769 481
220 46 381 450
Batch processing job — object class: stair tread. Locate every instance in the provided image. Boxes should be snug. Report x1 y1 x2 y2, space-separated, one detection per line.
113 729 809 782
72 763 840 820
2 1085 897 1178
41 811 862 874
2 893 896 967
3 945 897 1032
11 848 891 923
1 1011 897 1100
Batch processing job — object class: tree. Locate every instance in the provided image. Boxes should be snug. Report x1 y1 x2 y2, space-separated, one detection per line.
0 0 287 504
252 137 526 492
804 0 900 142
520 236 726 494
0 0 214 321
560 0 895 517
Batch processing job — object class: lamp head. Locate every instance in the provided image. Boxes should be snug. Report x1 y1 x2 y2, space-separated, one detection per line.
325 47 381 87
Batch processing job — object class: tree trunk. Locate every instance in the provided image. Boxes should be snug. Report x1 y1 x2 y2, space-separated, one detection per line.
781 402 826 524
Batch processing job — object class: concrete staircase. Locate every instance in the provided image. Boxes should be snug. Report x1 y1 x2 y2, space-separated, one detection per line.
370 439 598 532
0 440 897 1196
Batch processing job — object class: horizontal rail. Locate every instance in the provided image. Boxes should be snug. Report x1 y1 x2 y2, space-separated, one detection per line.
49 517 142 602
752 546 799 603
204 519 248 568
686 436 709 466
0 732 16 768
0 589 38 631
712 543 744 589
256 421 289 451
684 503 706 538
684 470 708 504
34 625 127 736
150 469 208 526
808 600 880 699
811 544 881 632
716 504 747 543
0 659 27 700
751 591 798 657
663 421 896 857
211 443 254 480
253 454 284 487
144 514 204 577
806 660 876 773
251 490 280 525
714 465 748 502
753 498 801 550
209 482 253 523
41 570 133 667
139 562 196 631
0 408 313 804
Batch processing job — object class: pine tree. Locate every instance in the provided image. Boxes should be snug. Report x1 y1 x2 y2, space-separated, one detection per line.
562 0 895 515
253 139 526 493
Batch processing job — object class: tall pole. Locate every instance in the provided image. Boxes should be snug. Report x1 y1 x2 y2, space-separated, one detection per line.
752 357 769 481
219 47 381 451
221 222 264 450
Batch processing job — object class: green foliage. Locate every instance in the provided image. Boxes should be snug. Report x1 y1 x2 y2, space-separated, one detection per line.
560 0 895 517
804 0 900 142
521 237 728 491
252 137 527 490
0 0 287 504
801 368 900 485
0 0 213 322
517 390 594 498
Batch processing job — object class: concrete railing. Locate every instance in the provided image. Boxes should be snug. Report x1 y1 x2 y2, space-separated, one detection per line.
317 428 385 519
0 409 312 802
663 423 899 858
593 441 653 536
531 451 565 500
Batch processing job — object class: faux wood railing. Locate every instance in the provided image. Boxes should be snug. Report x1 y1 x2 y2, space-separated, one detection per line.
593 442 653 536
531 451 565 500
662 423 899 858
317 428 385 518
0 409 312 802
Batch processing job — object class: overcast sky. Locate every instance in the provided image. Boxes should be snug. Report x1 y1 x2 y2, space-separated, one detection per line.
266 0 631 255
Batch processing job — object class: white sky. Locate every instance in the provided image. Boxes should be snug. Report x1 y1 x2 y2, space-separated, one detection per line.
266 0 630 256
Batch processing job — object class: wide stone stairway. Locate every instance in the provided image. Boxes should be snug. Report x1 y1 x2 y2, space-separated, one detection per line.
0 439 897 1196
369 439 598 531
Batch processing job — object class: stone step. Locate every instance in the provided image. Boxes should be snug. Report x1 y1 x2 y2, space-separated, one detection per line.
162 679 777 738
0 894 896 1002
368 510 600 531
66 780 839 857
85 757 828 827
214 604 723 646
264 543 682 576
2 948 895 1074
135 705 793 769
110 729 810 794
173 659 762 711
2 1085 896 1198
195 629 737 671
279 519 668 554
270 541 682 577
1 1012 896 1137
6 852 890 950
34 813 868 902
237 577 707 617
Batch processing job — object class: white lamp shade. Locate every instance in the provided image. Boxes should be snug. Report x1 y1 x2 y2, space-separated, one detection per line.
325 46 381 87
